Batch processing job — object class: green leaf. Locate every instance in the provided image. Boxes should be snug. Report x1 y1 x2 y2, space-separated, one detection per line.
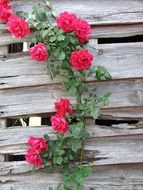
53 48 60 58
45 0 52 9
51 10 58 18
49 36 57 42
53 156 63 165
70 139 82 152
57 35 65 41
90 107 100 119
58 51 66 61
43 134 50 140
32 5 46 22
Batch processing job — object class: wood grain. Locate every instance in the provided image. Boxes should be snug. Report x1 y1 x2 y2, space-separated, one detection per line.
10 0 143 25
0 164 143 189
1 24 143 46
0 42 143 90
1 78 143 118
0 119 6 161
0 124 143 167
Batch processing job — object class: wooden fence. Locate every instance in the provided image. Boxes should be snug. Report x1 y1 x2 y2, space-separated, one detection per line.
0 0 143 189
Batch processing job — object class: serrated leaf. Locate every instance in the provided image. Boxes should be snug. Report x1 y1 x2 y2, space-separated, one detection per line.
90 108 100 119
58 51 66 61
54 156 63 165
51 10 58 18
45 0 52 9
57 35 65 41
48 187 53 190
71 139 82 152
49 36 57 42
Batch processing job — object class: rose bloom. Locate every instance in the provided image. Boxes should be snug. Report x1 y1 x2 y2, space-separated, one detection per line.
70 49 93 71
0 5 12 23
7 14 30 38
51 115 69 134
28 136 48 153
0 0 9 5
29 43 49 62
25 148 42 168
55 98 73 117
57 11 77 32
74 19 92 43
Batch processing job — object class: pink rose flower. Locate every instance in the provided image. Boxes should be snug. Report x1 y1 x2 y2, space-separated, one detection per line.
51 115 69 134
29 43 49 62
70 49 93 71
25 148 42 168
74 19 92 43
57 11 77 32
0 4 12 23
0 0 9 5
55 98 73 117
28 136 48 153
7 14 30 38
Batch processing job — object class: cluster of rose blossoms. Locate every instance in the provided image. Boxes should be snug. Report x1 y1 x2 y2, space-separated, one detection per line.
0 0 93 71
29 11 93 71
1 1 94 167
25 98 73 167
0 0 30 38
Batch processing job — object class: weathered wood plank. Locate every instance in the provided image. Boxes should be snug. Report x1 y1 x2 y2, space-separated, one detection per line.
0 124 143 166
0 119 6 161
0 33 26 46
0 46 7 56
0 46 7 161
1 24 143 46
9 0 143 25
0 123 143 147
1 164 143 189
101 107 143 120
1 79 143 117
0 42 143 90
91 23 143 38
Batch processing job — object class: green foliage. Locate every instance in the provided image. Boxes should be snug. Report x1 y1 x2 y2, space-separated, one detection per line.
88 66 112 80
62 165 92 190
18 1 112 189
79 88 112 119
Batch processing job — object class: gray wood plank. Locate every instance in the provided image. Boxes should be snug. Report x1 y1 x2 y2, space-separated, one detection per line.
0 42 143 90
1 78 143 118
0 123 143 147
0 164 143 189
10 0 143 25
0 119 6 161
1 24 143 46
0 124 143 166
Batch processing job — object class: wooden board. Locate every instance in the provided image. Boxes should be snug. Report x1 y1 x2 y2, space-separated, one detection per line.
9 0 143 25
1 24 143 46
0 42 143 90
1 78 143 118
0 124 143 167
0 1 143 189
0 164 143 190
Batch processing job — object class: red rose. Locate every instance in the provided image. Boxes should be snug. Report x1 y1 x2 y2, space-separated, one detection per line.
7 14 30 38
29 43 49 62
28 136 48 153
0 5 12 23
74 19 92 43
70 49 93 71
57 11 77 32
25 148 42 168
55 98 73 117
0 0 9 5
51 115 69 134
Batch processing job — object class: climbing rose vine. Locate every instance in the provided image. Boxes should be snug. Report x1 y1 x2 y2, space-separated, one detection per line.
0 0 112 189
